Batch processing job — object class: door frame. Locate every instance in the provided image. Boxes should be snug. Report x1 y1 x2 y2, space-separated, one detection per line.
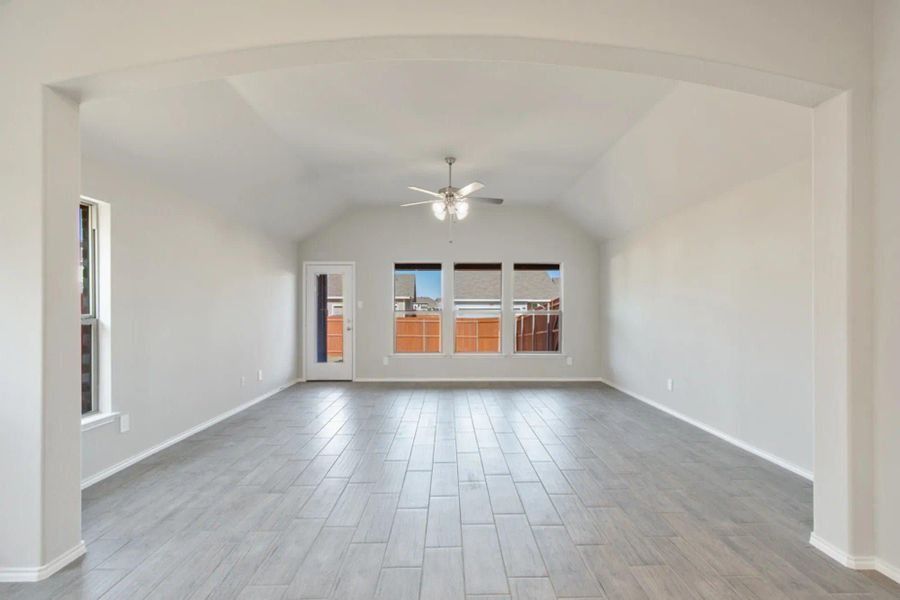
302 261 357 381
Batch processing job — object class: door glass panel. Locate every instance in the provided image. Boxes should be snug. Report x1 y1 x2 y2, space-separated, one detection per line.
316 273 344 363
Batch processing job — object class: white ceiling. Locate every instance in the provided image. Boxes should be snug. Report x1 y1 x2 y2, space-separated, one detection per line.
80 60 810 241
81 61 674 240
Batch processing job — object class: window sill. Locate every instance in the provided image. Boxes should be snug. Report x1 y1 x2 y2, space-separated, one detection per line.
510 352 566 358
81 411 119 432
389 353 449 358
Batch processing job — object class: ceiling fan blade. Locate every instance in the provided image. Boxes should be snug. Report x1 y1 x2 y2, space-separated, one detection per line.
455 181 484 198
400 200 435 207
408 186 443 199
466 196 504 205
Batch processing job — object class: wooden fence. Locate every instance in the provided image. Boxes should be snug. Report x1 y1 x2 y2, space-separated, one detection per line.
394 314 441 353
391 311 558 353
455 316 500 353
327 315 343 360
515 313 560 352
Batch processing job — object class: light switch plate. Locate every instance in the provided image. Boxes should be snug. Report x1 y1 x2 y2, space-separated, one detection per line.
383 356 389 366
120 414 130 433
257 370 263 381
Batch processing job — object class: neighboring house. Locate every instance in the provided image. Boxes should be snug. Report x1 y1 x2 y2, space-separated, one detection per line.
393 273 441 312
450 269 560 311
413 296 439 311
325 273 344 315
393 273 416 311
512 271 560 311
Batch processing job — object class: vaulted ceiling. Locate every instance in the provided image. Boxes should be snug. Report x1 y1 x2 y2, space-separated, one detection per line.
81 60 810 241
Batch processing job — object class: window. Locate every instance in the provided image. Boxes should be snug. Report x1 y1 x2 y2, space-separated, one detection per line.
454 263 501 353
79 202 98 414
513 263 561 353
394 263 442 353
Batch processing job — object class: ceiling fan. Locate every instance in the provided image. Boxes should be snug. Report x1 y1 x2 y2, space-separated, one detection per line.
402 157 504 222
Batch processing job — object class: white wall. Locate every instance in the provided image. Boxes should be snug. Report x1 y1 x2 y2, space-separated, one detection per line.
79 156 299 483
298 206 602 380
599 160 814 476
873 0 900 576
561 82 812 240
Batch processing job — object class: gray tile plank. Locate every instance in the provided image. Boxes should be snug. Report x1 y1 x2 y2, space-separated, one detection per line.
251 519 325 585
516 482 561 525
426 496 463 547
462 524 509 595
421 547 466 600
486 475 524 514
284 526 354 598
398 470 432 509
495 514 547 577
532 525 603 597
460 482 495 524
331 543 386 600
353 493 399 543
383 508 428 567
373 567 421 600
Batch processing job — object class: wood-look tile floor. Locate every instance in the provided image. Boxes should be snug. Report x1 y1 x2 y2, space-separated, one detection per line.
4 382 899 599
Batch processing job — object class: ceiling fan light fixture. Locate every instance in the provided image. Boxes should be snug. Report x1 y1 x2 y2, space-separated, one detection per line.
404 158 503 225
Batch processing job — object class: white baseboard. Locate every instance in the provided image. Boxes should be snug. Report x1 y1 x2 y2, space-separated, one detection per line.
597 377 813 481
0 541 86 582
81 379 299 489
809 533 900 584
876 557 900 585
353 377 605 383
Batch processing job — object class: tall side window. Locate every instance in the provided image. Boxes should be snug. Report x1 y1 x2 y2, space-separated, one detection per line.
394 263 442 353
513 263 561 353
454 263 501 353
79 202 98 414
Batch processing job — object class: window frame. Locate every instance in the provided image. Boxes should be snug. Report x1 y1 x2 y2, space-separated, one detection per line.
80 201 99 416
453 262 502 354
392 262 444 355
512 262 563 355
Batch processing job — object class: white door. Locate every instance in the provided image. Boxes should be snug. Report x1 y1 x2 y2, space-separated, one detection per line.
305 263 354 380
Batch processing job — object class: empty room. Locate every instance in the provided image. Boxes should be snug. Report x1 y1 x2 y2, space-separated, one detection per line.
2 2 899 599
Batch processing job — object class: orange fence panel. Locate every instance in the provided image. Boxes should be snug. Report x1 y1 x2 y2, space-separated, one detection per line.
395 314 441 353
455 316 500 353
327 315 343 359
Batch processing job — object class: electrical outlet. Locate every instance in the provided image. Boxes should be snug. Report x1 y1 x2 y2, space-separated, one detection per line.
667 378 674 392
257 369 263 381
566 356 573 366
358 300 364 309
241 376 246 387
383 356 389 366
119 414 130 433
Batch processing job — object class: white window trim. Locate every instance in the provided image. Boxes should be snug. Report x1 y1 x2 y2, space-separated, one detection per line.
512 262 564 355
80 195 115 428
453 263 503 355
388 261 564 358
392 261 444 355
81 411 120 432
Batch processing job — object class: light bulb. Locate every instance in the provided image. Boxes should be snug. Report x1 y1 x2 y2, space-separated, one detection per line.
432 201 447 221
456 200 469 220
